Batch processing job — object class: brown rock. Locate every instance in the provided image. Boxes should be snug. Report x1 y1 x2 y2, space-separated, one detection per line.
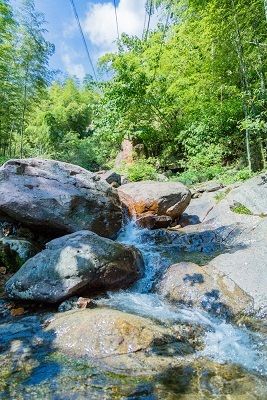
136 213 172 229
10 307 25 317
77 297 97 309
118 181 191 227
46 308 194 373
0 266 6 275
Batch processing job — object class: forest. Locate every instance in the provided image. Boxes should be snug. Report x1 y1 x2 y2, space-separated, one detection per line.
0 0 267 184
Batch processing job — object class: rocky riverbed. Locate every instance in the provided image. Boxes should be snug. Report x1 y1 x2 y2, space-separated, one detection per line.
0 158 266 399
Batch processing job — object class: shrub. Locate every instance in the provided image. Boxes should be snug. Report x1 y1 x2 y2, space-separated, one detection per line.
0 156 9 166
119 159 157 182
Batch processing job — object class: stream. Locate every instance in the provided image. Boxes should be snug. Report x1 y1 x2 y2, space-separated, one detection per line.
0 221 266 399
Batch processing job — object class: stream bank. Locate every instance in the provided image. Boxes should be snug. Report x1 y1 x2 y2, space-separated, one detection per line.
0 159 266 399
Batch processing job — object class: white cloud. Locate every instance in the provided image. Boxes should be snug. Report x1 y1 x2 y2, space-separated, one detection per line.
62 53 86 80
83 0 158 54
62 18 78 39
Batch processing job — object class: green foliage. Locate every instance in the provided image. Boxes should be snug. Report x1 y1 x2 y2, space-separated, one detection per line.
119 159 157 182
0 156 8 166
1 0 267 179
231 202 252 215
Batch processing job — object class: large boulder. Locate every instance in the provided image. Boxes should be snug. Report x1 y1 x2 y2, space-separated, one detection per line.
45 308 194 372
118 181 191 228
225 172 267 215
209 219 267 316
156 262 253 318
0 158 122 239
5 231 144 303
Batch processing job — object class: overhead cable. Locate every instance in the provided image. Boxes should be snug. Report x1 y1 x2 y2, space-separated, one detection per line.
69 0 98 81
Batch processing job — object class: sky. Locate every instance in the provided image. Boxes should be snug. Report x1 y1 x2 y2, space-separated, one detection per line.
11 0 157 81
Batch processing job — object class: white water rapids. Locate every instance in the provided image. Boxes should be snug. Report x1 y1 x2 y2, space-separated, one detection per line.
97 221 267 376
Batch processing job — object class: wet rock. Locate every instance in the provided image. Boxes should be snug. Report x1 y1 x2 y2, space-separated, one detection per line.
5 230 144 303
0 266 6 275
10 307 25 317
58 296 97 312
156 262 253 318
0 237 38 272
118 181 191 227
46 308 194 372
98 170 122 186
136 213 172 229
77 297 97 309
141 224 224 254
0 158 122 239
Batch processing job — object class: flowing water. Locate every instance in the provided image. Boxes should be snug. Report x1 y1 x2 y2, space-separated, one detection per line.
0 221 266 399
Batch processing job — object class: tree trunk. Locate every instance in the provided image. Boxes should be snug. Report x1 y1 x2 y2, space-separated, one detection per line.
20 65 29 159
230 0 252 172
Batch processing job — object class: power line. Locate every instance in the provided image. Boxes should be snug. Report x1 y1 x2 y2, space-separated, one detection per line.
69 0 98 81
113 0 120 43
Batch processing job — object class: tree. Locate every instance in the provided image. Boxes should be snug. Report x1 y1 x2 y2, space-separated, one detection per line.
16 0 54 157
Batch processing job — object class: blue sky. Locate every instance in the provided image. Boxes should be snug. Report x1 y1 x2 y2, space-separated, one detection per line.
12 0 154 80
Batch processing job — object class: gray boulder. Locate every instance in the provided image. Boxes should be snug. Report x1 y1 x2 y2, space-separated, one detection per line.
225 173 267 215
5 230 144 303
0 158 122 239
118 181 191 227
209 219 267 316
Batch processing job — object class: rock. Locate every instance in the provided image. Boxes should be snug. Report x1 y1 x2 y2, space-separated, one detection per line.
46 308 194 372
136 213 172 229
0 267 6 275
58 296 97 312
5 230 144 303
195 181 224 193
0 237 38 272
118 181 191 227
10 307 25 317
179 192 217 225
224 172 267 215
155 173 168 182
156 262 253 318
98 170 122 186
77 297 96 309
0 158 122 239
210 219 267 315
114 139 134 168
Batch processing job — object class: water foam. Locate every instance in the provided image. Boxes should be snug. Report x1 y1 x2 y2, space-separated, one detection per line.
101 221 267 376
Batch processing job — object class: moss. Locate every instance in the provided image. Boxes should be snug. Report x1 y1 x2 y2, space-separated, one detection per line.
0 243 20 272
214 187 232 203
231 202 252 215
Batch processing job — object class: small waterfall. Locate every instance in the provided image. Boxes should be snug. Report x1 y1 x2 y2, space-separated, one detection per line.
97 221 267 376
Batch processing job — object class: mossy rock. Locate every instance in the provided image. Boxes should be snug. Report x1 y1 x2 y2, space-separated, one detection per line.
0 238 38 272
